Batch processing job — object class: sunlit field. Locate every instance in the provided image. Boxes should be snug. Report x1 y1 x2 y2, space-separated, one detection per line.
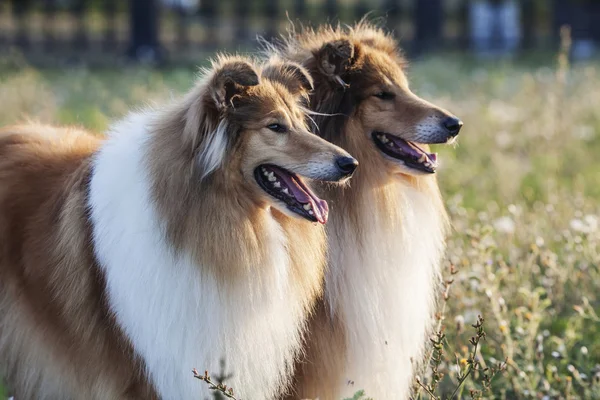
0 51 598 399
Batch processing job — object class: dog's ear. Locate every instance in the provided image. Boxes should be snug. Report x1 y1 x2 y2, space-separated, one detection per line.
208 58 260 109
183 58 259 178
261 61 314 97
314 39 355 85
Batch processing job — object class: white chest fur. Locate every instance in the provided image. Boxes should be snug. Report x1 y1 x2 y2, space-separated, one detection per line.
328 181 447 399
89 114 303 399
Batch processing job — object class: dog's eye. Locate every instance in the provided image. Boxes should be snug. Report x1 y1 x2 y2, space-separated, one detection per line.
374 91 395 101
267 123 288 133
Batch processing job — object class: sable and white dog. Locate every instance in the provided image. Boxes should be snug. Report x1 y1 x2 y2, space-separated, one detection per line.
267 24 462 399
0 56 357 399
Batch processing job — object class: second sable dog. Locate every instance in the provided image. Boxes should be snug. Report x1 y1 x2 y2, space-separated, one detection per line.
267 23 462 399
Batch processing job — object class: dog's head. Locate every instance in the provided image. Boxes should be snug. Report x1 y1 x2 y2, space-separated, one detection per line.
183 55 357 223
295 25 462 177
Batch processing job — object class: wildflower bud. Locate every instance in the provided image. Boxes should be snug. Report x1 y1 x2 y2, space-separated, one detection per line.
498 297 506 312
455 315 465 333
541 379 550 392
581 346 589 356
536 343 544 357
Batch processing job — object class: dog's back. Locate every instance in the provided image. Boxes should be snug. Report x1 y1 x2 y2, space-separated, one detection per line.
0 125 156 399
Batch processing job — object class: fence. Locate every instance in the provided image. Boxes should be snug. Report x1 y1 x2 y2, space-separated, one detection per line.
0 0 596 65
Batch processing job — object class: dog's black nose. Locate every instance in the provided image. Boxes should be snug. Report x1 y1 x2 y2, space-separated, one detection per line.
336 156 358 177
442 116 463 137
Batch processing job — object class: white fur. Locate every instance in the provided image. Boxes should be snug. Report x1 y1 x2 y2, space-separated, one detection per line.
198 120 228 178
412 114 446 144
328 180 446 399
89 112 305 399
291 156 341 181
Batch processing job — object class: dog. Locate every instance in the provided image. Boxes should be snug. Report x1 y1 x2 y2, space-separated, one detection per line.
0 55 357 399
267 23 462 399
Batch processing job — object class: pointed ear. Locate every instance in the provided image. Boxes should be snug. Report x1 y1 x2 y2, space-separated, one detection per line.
184 58 259 179
208 59 260 109
314 39 355 84
261 61 314 96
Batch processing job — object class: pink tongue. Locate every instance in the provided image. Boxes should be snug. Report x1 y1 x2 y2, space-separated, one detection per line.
272 170 329 224
388 135 437 163
292 176 329 224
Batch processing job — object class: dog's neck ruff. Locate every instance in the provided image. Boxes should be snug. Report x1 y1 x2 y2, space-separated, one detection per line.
88 112 304 399
327 177 448 399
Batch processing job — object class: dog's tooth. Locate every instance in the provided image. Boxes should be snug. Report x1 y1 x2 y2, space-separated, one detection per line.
424 162 431 168
303 203 312 210
283 188 290 195
263 169 269 176
268 175 276 182
273 182 281 188
418 154 426 163
308 210 314 215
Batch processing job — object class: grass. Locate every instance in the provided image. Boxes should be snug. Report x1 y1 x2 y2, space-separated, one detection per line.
0 48 599 399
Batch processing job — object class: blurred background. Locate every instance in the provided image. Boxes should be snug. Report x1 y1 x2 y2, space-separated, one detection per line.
1 1 599 399
0 0 599 64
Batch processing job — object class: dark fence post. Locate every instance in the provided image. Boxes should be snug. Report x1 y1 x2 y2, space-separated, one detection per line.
103 0 118 52
457 0 469 50
521 0 535 50
128 0 162 63
294 0 307 23
415 0 443 53
384 0 401 35
264 0 279 42
198 0 217 51
44 0 57 52
354 1 369 22
73 0 88 51
176 5 189 51
13 0 31 49
553 0 568 41
592 3 600 43
234 0 250 46
325 0 336 23
0 1 6 48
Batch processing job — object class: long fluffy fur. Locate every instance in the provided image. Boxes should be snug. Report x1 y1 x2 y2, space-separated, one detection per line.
0 124 155 399
0 56 332 399
90 112 317 399
268 22 452 399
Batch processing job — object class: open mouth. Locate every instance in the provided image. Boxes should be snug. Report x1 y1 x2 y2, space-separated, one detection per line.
254 165 329 224
372 132 438 174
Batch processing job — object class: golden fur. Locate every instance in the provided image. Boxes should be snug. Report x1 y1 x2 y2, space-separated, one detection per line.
0 125 156 399
0 56 352 399
268 23 459 399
